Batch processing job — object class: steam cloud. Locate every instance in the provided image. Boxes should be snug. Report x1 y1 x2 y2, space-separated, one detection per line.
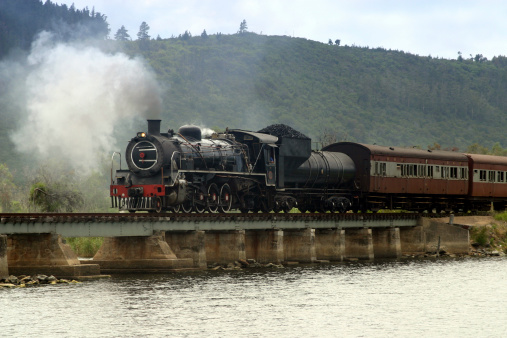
7 32 163 173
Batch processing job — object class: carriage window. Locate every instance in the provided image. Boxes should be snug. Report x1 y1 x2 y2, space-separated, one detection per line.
419 165 425 177
460 168 467 180
498 171 504 183
489 171 496 182
450 167 458 179
375 162 379 175
441 166 449 179
381 163 387 176
428 166 434 178
480 170 487 181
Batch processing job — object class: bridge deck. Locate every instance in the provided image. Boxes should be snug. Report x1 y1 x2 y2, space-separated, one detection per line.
0 213 419 237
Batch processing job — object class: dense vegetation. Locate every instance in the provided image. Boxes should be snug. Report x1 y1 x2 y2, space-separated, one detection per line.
0 0 108 58
2 1 507 213
120 34 507 151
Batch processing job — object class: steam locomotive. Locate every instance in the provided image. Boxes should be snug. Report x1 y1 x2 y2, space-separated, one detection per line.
110 119 507 213
110 119 355 213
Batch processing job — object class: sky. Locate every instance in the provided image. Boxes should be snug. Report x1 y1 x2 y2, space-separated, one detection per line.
56 0 507 60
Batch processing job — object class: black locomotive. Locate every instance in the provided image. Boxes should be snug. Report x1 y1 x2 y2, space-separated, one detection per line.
110 119 356 213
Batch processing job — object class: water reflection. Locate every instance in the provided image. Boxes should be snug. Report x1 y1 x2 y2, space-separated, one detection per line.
1 257 506 337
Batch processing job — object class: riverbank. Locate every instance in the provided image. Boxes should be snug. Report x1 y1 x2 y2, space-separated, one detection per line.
0 274 81 288
432 215 507 256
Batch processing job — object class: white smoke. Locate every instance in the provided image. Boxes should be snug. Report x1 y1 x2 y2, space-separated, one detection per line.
7 32 163 173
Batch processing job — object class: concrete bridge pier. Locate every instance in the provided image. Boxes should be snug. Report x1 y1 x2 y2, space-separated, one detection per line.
419 218 470 254
205 230 246 265
315 229 345 261
372 227 402 259
399 226 425 254
245 229 284 264
283 228 316 263
7 233 102 279
1 235 8 279
165 231 207 269
93 231 194 273
344 228 374 260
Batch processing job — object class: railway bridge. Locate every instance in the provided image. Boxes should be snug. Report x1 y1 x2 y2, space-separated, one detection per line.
0 213 469 279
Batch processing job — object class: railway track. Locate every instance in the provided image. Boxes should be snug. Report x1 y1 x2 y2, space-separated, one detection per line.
0 211 485 225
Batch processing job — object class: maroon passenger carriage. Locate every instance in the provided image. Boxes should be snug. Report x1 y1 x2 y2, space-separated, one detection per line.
467 153 507 210
323 142 507 212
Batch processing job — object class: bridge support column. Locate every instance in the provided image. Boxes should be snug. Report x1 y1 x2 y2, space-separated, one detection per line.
205 230 246 265
421 218 470 254
0 235 8 279
399 225 425 254
245 230 284 264
7 233 102 279
372 228 401 259
315 229 345 261
283 228 316 263
344 228 374 260
93 231 194 272
165 231 207 269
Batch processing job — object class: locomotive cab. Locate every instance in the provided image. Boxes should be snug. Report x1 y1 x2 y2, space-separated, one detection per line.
229 130 278 185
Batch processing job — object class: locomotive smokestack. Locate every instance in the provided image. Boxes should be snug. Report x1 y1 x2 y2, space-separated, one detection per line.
147 119 161 136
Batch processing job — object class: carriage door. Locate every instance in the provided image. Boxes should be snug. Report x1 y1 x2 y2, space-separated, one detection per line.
265 146 276 185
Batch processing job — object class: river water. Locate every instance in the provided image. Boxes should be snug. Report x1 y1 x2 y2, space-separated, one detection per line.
1 257 506 337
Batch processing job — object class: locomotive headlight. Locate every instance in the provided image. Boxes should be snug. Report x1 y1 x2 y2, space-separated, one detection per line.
137 132 147 138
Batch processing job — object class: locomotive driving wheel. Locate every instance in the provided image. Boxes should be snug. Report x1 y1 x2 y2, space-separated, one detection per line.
181 200 193 213
194 190 206 213
207 183 219 213
219 183 233 212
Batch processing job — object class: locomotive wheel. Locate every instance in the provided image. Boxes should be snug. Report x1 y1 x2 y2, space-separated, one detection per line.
155 197 162 213
260 200 271 213
207 183 219 213
172 204 181 213
194 191 206 213
181 201 193 213
219 184 233 213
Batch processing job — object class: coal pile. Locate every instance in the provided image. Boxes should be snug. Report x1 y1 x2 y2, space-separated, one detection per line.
258 124 310 140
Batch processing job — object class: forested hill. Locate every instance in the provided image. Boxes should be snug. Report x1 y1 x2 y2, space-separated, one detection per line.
0 0 108 57
120 33 507 150
2 0 507 154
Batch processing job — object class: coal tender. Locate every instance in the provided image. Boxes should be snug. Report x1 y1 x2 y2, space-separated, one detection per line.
110 120 356 213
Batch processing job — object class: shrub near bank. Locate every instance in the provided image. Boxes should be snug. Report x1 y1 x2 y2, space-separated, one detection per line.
469 213 507 253
65 237 103 258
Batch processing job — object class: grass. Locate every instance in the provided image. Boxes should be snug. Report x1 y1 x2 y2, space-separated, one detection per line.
469 212 507 253
65 237 104 258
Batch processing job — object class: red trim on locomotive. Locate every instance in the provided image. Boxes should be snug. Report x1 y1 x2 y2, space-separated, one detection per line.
110 184 165 197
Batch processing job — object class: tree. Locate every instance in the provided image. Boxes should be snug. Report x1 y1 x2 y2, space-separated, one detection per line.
201 29 208 38
457 51 463 62
328 39 333 45
239 19 248 33
0 164 16 212
114 25 130 41
137 21 151 40
28 164 83 212
180 30 192 40
335 39 341 46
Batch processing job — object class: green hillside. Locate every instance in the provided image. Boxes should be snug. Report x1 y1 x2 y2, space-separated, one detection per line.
2 0 507 177
120 33 507 150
